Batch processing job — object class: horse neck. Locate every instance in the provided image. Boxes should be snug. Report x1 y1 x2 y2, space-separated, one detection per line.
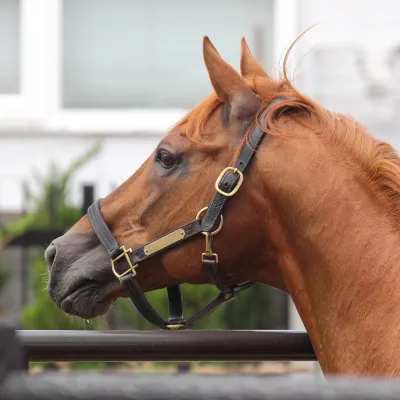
257 131 400 376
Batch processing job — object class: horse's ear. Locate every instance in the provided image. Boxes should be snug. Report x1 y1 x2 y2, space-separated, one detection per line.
203 36 260 118
240 37 269 78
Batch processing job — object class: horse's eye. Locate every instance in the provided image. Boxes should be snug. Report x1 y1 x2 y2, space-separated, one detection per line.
157 149 176 169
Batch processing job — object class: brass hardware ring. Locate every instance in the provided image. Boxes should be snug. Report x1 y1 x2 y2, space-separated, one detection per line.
196 207 224 236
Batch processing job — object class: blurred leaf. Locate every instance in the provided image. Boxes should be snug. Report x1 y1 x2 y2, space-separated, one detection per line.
0 142 103 330
0 268 9 293
0 142 102 247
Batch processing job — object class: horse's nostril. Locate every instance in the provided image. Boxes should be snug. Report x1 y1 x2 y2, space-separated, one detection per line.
44 244 57 269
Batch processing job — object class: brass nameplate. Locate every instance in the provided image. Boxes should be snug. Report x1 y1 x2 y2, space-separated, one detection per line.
144 228 185 256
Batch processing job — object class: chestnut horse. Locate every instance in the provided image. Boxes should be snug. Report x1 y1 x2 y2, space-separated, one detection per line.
45 37 400 377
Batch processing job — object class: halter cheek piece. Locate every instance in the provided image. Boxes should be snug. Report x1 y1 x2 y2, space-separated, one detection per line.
87 99 282 330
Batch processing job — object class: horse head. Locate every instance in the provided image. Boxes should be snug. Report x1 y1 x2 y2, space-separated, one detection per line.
46 36 400 376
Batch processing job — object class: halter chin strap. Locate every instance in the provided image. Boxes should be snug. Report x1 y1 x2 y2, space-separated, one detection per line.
87 99 283 330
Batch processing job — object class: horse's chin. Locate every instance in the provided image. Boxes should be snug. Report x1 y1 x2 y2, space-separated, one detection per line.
56 276 122 319
48 262 122 319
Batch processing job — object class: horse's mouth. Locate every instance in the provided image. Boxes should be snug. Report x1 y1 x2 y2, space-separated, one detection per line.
56 278 121 319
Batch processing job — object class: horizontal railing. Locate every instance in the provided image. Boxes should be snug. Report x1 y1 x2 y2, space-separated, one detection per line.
4 327 400 399
17 330 316 364
5 374 400 400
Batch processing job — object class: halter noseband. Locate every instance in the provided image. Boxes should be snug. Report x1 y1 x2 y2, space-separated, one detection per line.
87 99 282 330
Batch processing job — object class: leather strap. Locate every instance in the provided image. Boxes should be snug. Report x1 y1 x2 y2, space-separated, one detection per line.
184 291 238 327
120 273 253 329
121 275 171 328
184 282 255 327
201 106 271 233
167 285 184 324
130 219 203 264
199 105 273 291
88 199 121 259
121 276 183 329
88 199 203 267
202 258 222 288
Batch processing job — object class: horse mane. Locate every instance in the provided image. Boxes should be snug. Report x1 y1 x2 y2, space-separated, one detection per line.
174 39 400 221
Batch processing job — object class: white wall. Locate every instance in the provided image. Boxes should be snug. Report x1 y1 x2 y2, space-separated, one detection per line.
295 0 400 148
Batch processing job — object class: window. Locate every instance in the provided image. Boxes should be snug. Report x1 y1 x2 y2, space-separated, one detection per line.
0 0 20 94
62 0 273 109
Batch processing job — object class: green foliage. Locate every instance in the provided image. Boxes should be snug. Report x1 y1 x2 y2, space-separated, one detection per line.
222 283 273 330
0 142 102 247
0 142 103 331
0 268 9 293
0 268 10 314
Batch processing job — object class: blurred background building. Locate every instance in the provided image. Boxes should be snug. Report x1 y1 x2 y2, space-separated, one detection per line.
0 0 399 370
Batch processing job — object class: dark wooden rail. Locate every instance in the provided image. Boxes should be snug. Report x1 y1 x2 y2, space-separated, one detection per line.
17 329 316 363
2 327 400 399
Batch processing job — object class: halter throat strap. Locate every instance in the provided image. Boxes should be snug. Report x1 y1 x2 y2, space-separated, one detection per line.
87 99 282 330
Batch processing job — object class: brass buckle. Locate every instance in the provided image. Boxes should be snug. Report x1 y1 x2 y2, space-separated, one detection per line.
111 245 138 281
215 167 244 197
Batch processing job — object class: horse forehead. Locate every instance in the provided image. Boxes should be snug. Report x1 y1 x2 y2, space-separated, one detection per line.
164 128 187 142
162 129 196 152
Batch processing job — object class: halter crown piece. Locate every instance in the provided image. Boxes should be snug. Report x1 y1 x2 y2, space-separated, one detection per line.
87 99 283 329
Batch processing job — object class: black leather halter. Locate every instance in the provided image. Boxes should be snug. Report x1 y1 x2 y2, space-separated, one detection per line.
87 100 280 330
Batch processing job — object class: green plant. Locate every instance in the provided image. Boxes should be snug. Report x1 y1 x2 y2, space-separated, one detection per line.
0 268 9 293
0 142 102 247
0 268 10 314
0 142 103 331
